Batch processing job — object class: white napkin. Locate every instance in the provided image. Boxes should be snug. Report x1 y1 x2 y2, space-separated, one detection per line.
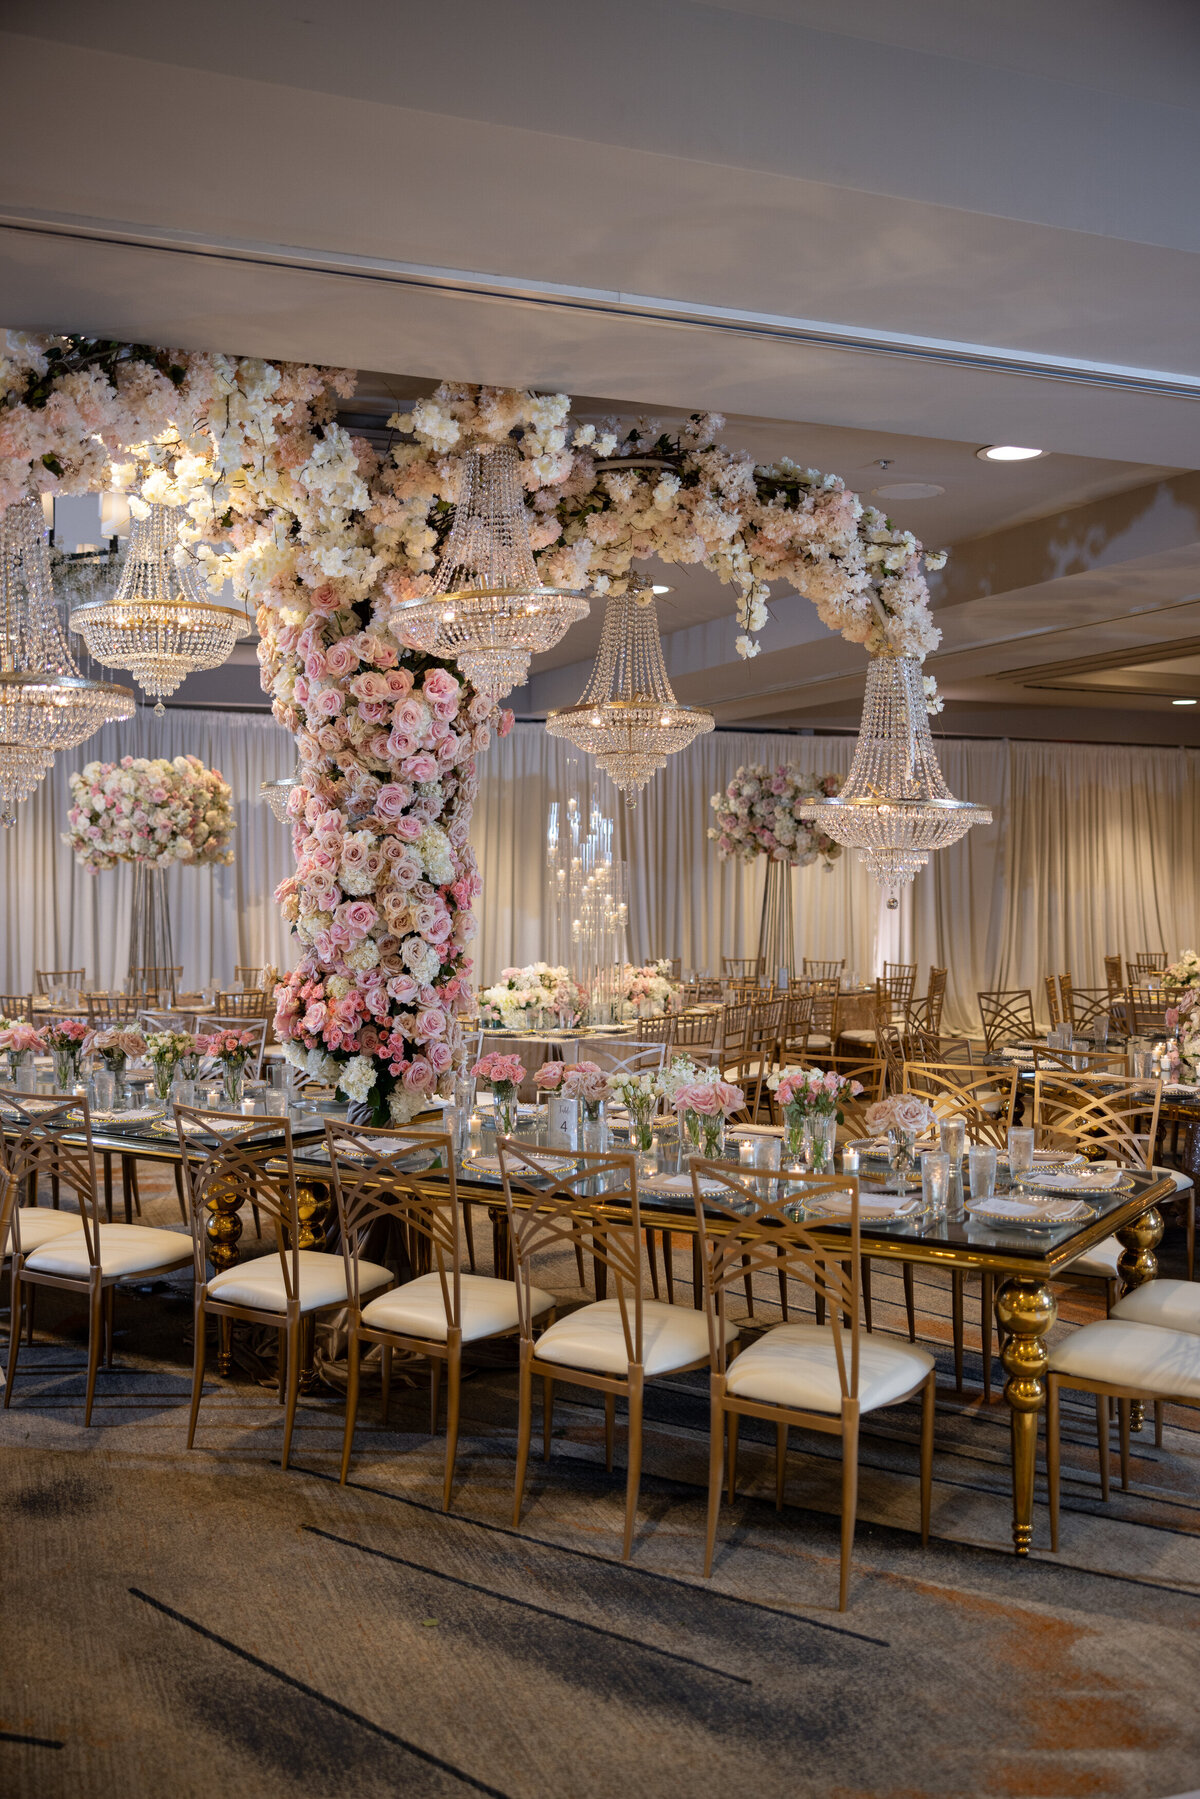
464 1153 575 1176
1033 1167 1122 1193
972 1196 1091 1221
333 1135 433 1158
641 1172 727 1196
816 1190 922 1220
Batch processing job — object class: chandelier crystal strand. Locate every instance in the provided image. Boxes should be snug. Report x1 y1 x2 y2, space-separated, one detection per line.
392 439 589 700
260 768 299 822
546 575 714 803
69 501 250 714
796 655 990 906
0 496 134 826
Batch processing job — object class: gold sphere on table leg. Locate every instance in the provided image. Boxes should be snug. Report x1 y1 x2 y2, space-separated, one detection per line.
995 1276 1057 1555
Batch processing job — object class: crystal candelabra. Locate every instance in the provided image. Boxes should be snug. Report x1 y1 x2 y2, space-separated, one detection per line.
0 496 134 825
546 788 629 1022
546 574 713 802
797 655 991 906
69 500 251 713
391 440 588 700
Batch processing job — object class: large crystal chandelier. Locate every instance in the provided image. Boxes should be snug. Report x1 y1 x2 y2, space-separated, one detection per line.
69 500 250 714
392 439 588 700
797 655 990 905
0 496 134 826
260 768 299 822
546 575 713 802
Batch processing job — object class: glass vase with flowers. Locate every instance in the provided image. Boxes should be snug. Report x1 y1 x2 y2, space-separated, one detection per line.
470 1051 527 1137
45 1018 90 1092
199 1028 258 1109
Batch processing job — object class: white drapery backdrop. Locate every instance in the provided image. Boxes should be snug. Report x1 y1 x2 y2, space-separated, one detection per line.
0 710 297 995
3 713 1199 1033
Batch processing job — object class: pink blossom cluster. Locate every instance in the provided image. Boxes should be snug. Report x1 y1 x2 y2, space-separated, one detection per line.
471 1052 526 1089
708 763 843 869
771 1067 863 1112
199 1029 257 1063
0 1023 45 1055
65 755 235 874
44 1018 89 1050
674 1080 745 1118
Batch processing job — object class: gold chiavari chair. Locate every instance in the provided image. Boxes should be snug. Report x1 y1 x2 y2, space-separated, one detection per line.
327 1121 554 1511
836 980 887 1056
978 988 1035 1052
740 996 784 1120
1044 975 1062 1029
781 989 813 1061
689 1160 935 1608
176 1108 392 1467
234 965 264 989
806 977 841 1055
212 989 271 1020
1132 951 1168 978
666 958 682 980
498 1139 727 1559
722 956 764 983
670 1009 719 1061
902 1061 1019 1396
802 957 844 980
85 991 143 1024
34 968 85 996
882 961 917 1015
0 993 34 1023
3 1093 192 1423
684 976 723 1006
1125 991 1172 1038
718 1000 753 1083
632 1014 674 1050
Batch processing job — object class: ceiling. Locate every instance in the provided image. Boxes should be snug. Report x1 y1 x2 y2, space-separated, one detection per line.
7 0 1200 741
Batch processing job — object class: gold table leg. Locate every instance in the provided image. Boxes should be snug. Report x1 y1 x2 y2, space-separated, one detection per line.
296 1181 330 1250
1117 1205 1164 1432
996 1276 1057 1555
205 1182 244 1276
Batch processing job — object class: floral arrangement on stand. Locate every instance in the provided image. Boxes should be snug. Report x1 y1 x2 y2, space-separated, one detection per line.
708 765 844 868
64 755 235 873
2 332 952 1125
620 961 681 1019
1162 951 1200 1075
478 963 587 1030
768 1066 864 1170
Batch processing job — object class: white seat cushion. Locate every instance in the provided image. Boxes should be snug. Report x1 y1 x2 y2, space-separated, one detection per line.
725 1322 934 1415
1068 1234 1122 1279
24 1223 192 1280
806 1034 833 1052
6 1207 85 1254
1049 1318 1200 1398
837 1029 877 1046
535 1298 735 1378
207 1249 391 1314
1111 1279 1200 1336
361 1271 554 1343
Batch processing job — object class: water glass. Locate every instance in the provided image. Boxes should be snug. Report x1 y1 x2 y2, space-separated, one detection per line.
1133 1049 1155 1080
938 1117 966 1171
920 1150 951 1218
968 1143 997 1201
262 1087 288 1117
1092 1015 1110 1048
1007 1125 1035 1187
89 1070 115 1113
16 1063 38 1094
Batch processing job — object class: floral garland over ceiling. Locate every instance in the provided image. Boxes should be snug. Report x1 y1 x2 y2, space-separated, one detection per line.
0 330 949 1121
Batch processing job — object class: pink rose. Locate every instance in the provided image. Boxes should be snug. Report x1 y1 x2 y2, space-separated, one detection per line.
374 784 412 822
534 1064 564 1090
386 668 415 698
311 686 344 718
423 668 461 707
403 1057 435 1092
350 671 391 703
428 1041 453 1073
404 753 438 784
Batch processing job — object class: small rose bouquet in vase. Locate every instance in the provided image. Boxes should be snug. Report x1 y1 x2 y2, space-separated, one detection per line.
199 1029 258 1109
865 1095 934 1192
769 1066 864 1171
146 1029 198 1102
610 1069 661 1151
471 1052 527 1136
90 1027 146 1081
44 1018 89 1091
0 1021 45 1082
675 1078 745 1159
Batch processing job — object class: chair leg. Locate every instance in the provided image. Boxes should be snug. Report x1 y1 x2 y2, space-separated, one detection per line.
104 1286 115 1368
604 1390 615 1471
83 1283 103 1427
742 1254 756 1319
443 1345 462 1513
173 1163 187 1224
574 1241 587 1292
726 1412 739 1502
951 1270 964 1391
513 1356 534 1526
920 1375 935 1545
461 1198 477 1274
543 1375 555 1463
26 1283 35 1346
340 1330 360 1484
103 1154 114 1223
1187 1193 1195 1283
4 1266 22 1405
861 1257 872 1332
704 1393 725 1576
1118 1397 1131 1491
187 1302 206 1449
381 1344 392 1424
1095 1393 1110 1501
1047 1376 1061 1552
1105 1279 1117 1317
839 1408 860 1613
646 1230 661 1300
429 1356 442 1435
775 1421 788 1512
662 1231 675 1304
622 1377 644 1562
280 1313 302 1470
250 1203 262 1238
981 1273 994 1403
903 1262 916 1341
1154 1399 1164 1448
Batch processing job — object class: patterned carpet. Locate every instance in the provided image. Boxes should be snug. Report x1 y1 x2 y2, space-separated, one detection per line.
2 1171 1199 1799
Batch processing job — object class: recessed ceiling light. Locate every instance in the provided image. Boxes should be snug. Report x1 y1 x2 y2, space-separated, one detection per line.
976 445 1045 462
1172 698 1197 706
873 482 945 501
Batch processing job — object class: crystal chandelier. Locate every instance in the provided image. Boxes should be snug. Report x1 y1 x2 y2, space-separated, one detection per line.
69 500 250 714
0 496 134 826
391 439 588 700
546 575 713 802
260 769 299 822
797 655 990 905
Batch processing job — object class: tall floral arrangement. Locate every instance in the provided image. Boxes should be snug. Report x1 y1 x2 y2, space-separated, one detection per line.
478 963 587 1029
64 754 235 873
708 764 844 869
621 960 681 1017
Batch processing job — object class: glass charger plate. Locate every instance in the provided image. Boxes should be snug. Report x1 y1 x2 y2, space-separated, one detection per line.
150 1115 254 1137
642 1172 728 1197
1019 1170 1135 1196
327 1139 436 1171
996 1150 1084 1170
462 1153 578 1177
73 1105 163 1128
803 1195 923 1222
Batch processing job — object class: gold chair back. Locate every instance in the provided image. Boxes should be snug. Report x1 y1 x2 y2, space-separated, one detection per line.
671 1010 719 1056
326 1122 457 1316
882 961 917 1011
802 957 844 979
34 968 85 996
722 957 764 982
1032 1075 1161 1169
902 1061 1017 1146
1044 975 1062 1028
1132 952 1168 977
978 988 1035 1051
0 993 34 1023
175 1109 302 1294
0 1090 101 1261
497 1142 640 1347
